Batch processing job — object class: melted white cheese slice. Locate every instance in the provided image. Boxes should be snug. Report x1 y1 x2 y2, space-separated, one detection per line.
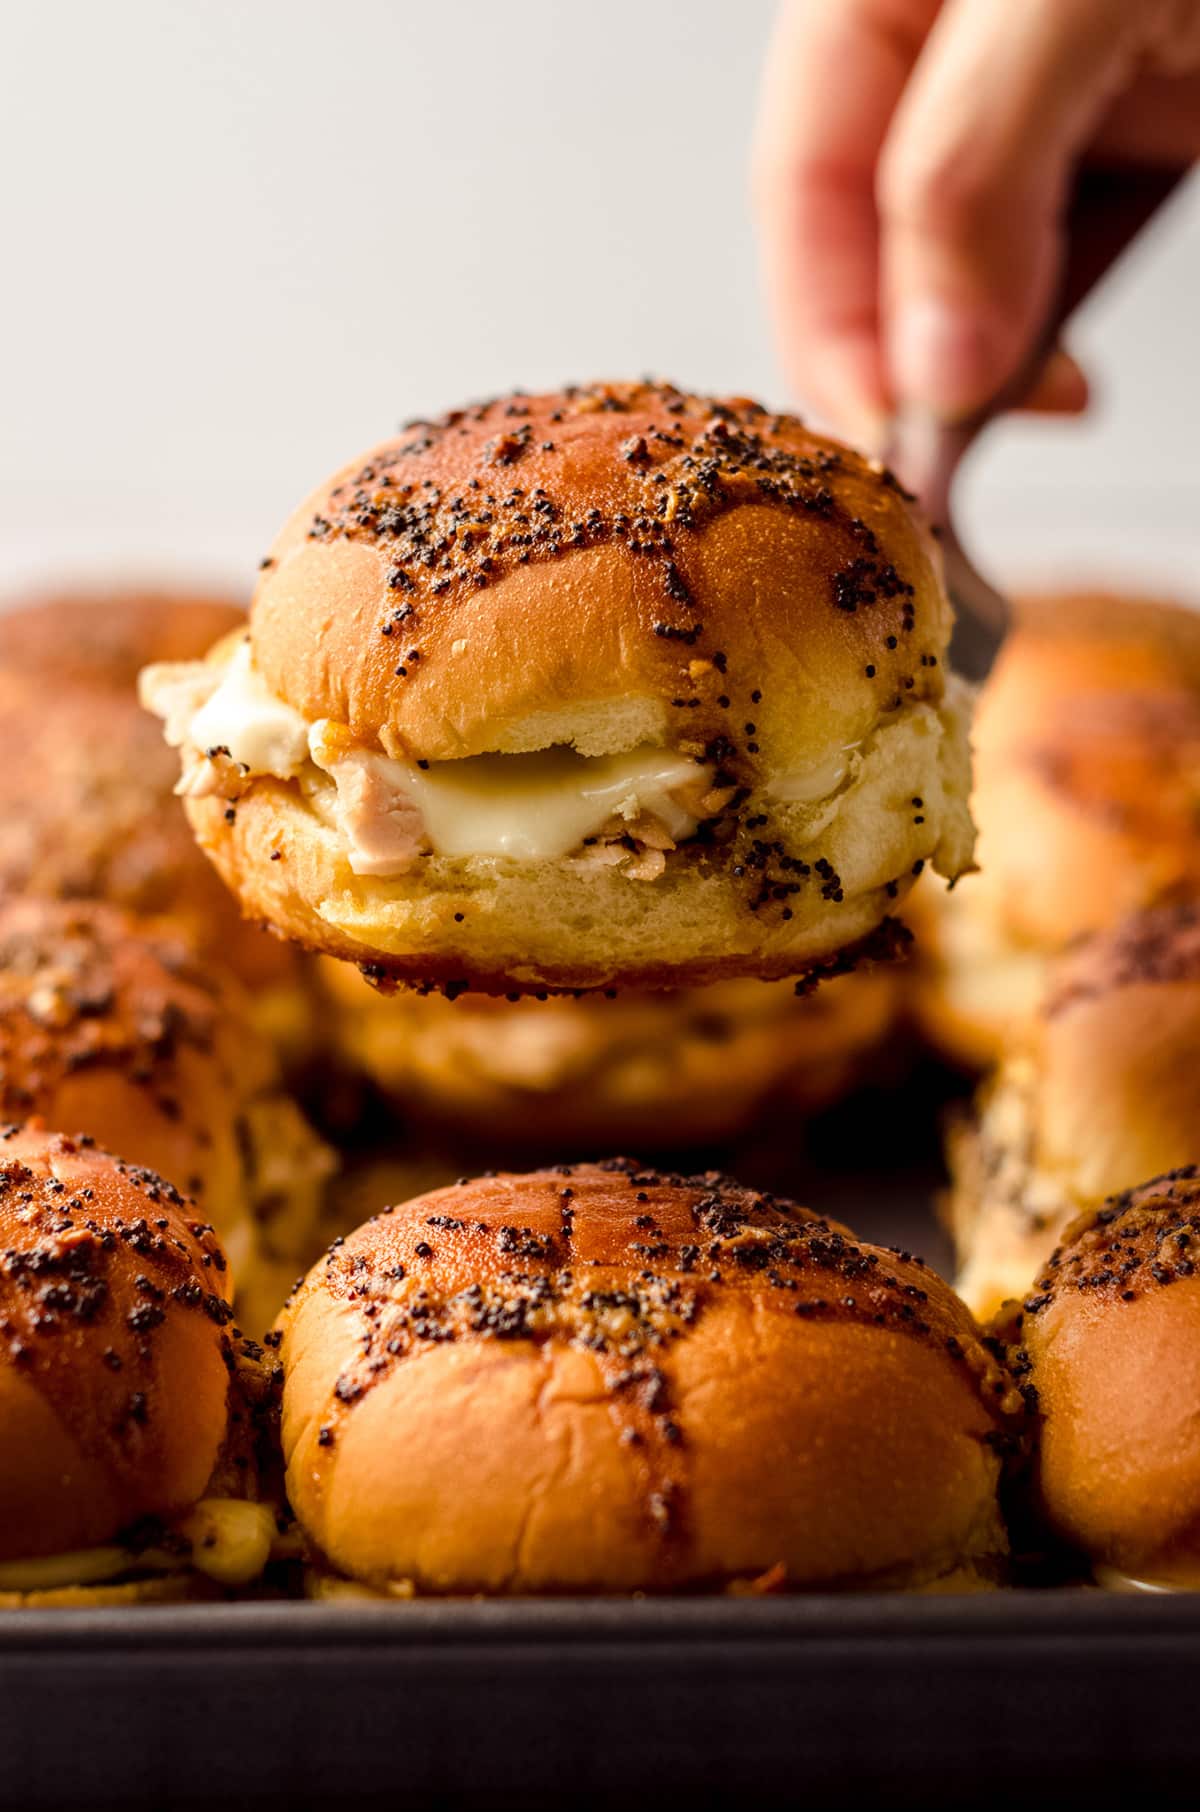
309 727 709 868
402 744 706 859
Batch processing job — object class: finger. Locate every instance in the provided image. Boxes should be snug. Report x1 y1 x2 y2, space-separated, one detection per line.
751 0 939 446
877 0 1160 419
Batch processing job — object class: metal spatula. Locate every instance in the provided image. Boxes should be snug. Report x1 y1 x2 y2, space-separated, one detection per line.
883 166 1187 682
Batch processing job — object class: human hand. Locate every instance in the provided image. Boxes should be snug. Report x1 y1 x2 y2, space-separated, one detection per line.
753 0 1200 449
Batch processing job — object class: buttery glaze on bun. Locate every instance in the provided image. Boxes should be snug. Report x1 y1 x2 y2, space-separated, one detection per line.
0 586 246 692
910 591 1200 1069
0 1126 233 1576
1011 1169 1200 1588
0 896 333 1330
319 960 899 1149
278 1162 1020 1594
144 382 974 993
947 900 1200 1321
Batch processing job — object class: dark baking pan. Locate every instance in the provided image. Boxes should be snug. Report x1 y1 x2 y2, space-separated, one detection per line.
2 1591 1199 1811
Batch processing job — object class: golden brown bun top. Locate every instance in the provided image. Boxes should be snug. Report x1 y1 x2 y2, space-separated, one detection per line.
0 1123 235 1560
970 591 1200 947
1025 901 1200 1206
1013 1168 1200 1576
1024 1166 1200 1313
0 664 295 991
280 1161 1019 1591
283 1160 1017 1443
251 382 950 769
0 588 246 691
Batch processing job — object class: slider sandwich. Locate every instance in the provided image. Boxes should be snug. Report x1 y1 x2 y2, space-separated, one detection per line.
0 896 334 1334
0 1125 278 1606
143 382 974 994
0 590 313 1059
947 900 1200 1321
277 1162 1021 1595
910 591 1200 1070
1009 1168 1200 1591
318 962 900 1150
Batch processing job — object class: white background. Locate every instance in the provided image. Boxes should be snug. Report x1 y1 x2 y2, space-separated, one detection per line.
2 0 1196 603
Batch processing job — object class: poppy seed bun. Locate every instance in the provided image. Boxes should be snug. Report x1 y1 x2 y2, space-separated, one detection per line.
0 587 246 692
0 896 333 1328
148 382 974 993
911 592 1200 1068
319 961 899 1149
0 1125 234 1563
278 1162 1019 1594
947 901 1200 1320
1012 1169 1200 1586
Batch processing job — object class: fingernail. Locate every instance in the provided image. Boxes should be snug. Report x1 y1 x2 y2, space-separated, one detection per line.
890 298 996 421
844 407 890 461
814 400 889 461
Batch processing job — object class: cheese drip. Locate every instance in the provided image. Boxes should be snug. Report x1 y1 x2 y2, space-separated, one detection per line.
141 640 310 777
